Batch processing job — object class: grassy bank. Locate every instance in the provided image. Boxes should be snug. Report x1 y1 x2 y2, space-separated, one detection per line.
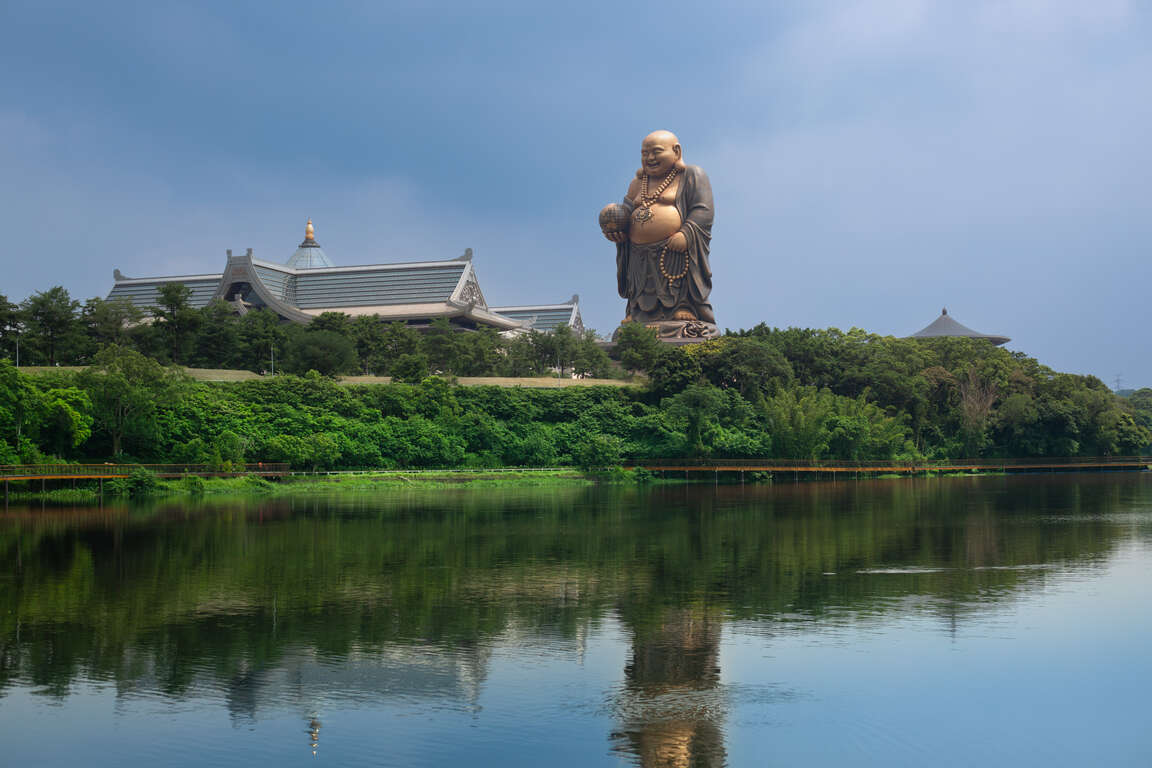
3 469 607 504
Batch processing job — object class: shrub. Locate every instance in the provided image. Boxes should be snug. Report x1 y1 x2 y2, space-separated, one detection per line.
241 475 274 493
182 475 206 495
107 467 160 497
391 353 430 383
574 434 623 471
632 467 656 484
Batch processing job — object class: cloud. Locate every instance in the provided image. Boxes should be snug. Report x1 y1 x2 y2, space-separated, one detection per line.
2 0 1149 383
0 108 595 327
692 0 1152 381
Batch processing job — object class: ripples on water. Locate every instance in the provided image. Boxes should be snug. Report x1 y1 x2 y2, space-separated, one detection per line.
2 474 1151 766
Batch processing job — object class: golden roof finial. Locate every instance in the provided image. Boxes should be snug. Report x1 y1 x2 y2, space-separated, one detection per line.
305 218 315 241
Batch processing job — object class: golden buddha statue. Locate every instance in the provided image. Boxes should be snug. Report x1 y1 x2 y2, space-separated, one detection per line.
601 131 718 339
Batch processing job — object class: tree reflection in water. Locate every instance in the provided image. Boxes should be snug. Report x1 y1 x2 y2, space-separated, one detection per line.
1 474 1149 766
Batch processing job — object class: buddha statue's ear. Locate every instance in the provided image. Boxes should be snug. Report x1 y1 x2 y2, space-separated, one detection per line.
673 144 685 168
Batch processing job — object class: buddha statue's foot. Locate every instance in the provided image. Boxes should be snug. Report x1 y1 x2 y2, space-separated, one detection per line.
672 309 697 321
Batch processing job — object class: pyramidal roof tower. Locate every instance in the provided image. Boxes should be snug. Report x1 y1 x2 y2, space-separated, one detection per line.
286 219 335 269
908 308 1010 346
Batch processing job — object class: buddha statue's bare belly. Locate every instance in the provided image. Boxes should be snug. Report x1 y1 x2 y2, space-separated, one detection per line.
629 177 682 245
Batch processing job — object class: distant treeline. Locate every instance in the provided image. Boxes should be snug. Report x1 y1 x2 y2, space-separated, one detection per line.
0 285 614 379
2 301 1150 467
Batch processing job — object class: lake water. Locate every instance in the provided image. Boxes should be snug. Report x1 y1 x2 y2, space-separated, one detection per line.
2 474 1151 767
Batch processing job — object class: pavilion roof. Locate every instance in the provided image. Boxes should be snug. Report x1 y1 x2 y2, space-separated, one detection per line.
908 308 1010 346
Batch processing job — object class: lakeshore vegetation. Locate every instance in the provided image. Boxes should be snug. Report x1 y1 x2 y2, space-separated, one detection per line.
1 283 1150 472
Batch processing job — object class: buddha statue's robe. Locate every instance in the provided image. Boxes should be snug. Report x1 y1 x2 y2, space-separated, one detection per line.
616 164 715 325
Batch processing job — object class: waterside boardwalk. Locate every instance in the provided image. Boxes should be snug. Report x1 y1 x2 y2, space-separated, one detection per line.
636 456 1152 476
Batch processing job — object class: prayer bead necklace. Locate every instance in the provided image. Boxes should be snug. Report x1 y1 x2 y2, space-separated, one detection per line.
632 167 681 224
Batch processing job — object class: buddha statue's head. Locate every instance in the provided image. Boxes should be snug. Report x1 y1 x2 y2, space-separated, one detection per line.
639 130 683 178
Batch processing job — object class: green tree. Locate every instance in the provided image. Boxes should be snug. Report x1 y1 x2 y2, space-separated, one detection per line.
763 387 836 460
664 384 727 456
0 358 29 445
350 315 387 374
266 433 341 471
498 333 547 377
81 296 144 353
21 286 82 366
573 433 624 470
283 329 358 377
614 322 661 374
706 336 793 402
423 318 462 374
391 352 430 383
0 294 20 362
309 312 353 337
33 387 94 457
152 283 202 364
236 309 290 373
548 324 578 376
647 345 705 397
455 327 502 376
1123 388 1152 434
79 345 188 457
190 300 241 368
382 322 421 361
572 330 613 378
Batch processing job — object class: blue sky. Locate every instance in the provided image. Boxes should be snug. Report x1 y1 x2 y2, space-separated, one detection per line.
3 0 1149 386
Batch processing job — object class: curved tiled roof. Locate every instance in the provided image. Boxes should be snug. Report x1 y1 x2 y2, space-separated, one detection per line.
107 273 221 310
294 262 467 308
490 296 582 332
909 308 1009 346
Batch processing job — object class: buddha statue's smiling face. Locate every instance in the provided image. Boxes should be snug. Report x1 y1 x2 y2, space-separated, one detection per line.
640 131 681 177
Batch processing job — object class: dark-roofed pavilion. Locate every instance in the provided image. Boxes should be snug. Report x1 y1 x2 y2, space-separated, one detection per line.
908 308 1010 346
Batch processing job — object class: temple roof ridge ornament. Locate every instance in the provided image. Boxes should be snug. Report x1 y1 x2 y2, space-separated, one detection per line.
299 218 319 248
454 248 473 262
287 218 335 269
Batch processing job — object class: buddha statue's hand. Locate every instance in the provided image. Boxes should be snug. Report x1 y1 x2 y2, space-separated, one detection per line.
667 231 688 252
604 231 627 243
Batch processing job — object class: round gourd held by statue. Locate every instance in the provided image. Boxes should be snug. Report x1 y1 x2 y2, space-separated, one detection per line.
599 204 631 235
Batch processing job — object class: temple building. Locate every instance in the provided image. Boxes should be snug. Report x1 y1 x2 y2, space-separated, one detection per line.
107 220 582 334
908 308 1010 346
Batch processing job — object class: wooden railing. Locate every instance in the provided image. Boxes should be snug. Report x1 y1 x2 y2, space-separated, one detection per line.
633 456 1152 472
0 463 290 480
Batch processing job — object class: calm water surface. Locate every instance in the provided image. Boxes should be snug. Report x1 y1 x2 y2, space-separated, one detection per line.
2 474 1151 766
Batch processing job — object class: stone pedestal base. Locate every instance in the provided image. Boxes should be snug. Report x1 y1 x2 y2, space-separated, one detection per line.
614 320 720 344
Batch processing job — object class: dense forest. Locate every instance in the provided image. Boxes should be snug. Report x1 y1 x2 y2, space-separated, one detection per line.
1 285 1150 468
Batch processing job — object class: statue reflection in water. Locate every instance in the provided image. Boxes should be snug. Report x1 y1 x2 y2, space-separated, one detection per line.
611 606 728 767
308 716 321 756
